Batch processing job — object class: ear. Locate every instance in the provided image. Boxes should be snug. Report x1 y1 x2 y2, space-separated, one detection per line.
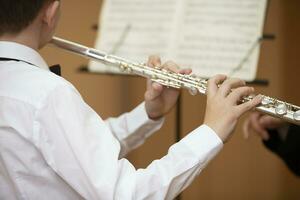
43 1 60 28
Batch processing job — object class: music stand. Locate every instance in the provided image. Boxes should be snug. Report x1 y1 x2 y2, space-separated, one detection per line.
78 1 274 199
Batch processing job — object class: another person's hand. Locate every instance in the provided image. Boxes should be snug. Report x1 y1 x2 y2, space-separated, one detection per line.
204 75 262 143
144 56 192 120
243 112 287 140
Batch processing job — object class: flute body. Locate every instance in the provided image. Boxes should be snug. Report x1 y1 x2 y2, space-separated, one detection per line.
50 37 300 126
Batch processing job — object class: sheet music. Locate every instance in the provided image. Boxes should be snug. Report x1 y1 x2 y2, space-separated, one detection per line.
89 0 267 81
89 0 180 73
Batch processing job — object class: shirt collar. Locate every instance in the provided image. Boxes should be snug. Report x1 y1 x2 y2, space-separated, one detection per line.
0 41 49 71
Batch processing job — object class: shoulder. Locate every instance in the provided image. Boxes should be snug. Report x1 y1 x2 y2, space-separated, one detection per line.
0 62 80 108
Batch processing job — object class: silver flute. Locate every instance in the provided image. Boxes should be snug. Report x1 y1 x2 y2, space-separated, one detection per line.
50 37 300 125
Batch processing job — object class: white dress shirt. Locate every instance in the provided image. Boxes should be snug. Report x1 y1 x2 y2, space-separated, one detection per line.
0 41 223 200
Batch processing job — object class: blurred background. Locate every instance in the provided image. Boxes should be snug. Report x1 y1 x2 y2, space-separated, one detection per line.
41 0 300 199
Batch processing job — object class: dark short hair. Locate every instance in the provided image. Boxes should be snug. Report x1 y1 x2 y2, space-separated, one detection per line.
0 0 53 36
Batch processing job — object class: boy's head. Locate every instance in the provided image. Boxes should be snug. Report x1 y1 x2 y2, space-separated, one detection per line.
0 0 61 48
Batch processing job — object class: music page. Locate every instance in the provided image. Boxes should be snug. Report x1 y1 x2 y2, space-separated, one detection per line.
89 0 181 73
89 0 267 80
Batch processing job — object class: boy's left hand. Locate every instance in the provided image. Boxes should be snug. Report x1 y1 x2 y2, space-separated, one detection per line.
144 55 192 120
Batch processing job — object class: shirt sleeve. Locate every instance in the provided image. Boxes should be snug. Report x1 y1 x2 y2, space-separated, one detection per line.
105 102 164 158
33 84 223 200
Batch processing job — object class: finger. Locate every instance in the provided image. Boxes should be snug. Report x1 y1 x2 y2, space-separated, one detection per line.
243 118 251 139
243 112 260 139
248 110 270 140
259 130 270 141
236 95 262 117
146 79 152 90
219 78 246 97
161 61 180 73
147 55 161 67
228 86 254 105
145 82 164 101
259 115 284 130
207 74 227 97
255 120 270 141
179 68 192 75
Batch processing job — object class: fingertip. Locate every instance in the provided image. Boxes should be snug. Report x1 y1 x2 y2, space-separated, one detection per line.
152 82 163 91
207 74 226 95
179 69 186 74
249 95 261 106
212 74 227 84
243 120 250 139
255 94 263 104
186 68 193 74
216 74 227 80
180 68 192 74
162 61 180 72
144 90 151 100
145 83 163 101
155 63 162 68
261 131 270 141
148 62 154 67
148 55 161 68
243 87 254 96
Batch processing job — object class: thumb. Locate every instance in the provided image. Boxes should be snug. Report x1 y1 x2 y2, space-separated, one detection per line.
259 115 283 129
145 82 164 101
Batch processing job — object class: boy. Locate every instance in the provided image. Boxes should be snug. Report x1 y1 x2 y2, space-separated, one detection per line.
0 0 261 199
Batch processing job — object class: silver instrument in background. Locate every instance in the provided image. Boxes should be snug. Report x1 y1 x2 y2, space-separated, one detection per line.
50 37 300 125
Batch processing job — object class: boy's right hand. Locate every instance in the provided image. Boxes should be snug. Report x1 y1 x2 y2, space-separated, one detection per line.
204 75 262 143
243 112 288 141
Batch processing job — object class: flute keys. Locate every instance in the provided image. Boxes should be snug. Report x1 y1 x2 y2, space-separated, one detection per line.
275 103 288 115
294 110 300 121
189 87 198 96
120 63 128 72
120 64 126 72
126 67 133 73
151 74 158 79
261 96 272 106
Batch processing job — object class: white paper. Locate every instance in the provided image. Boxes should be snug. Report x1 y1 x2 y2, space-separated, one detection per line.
89 0 267 81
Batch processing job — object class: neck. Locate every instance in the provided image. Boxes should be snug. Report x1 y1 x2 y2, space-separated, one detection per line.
0 28 40 50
